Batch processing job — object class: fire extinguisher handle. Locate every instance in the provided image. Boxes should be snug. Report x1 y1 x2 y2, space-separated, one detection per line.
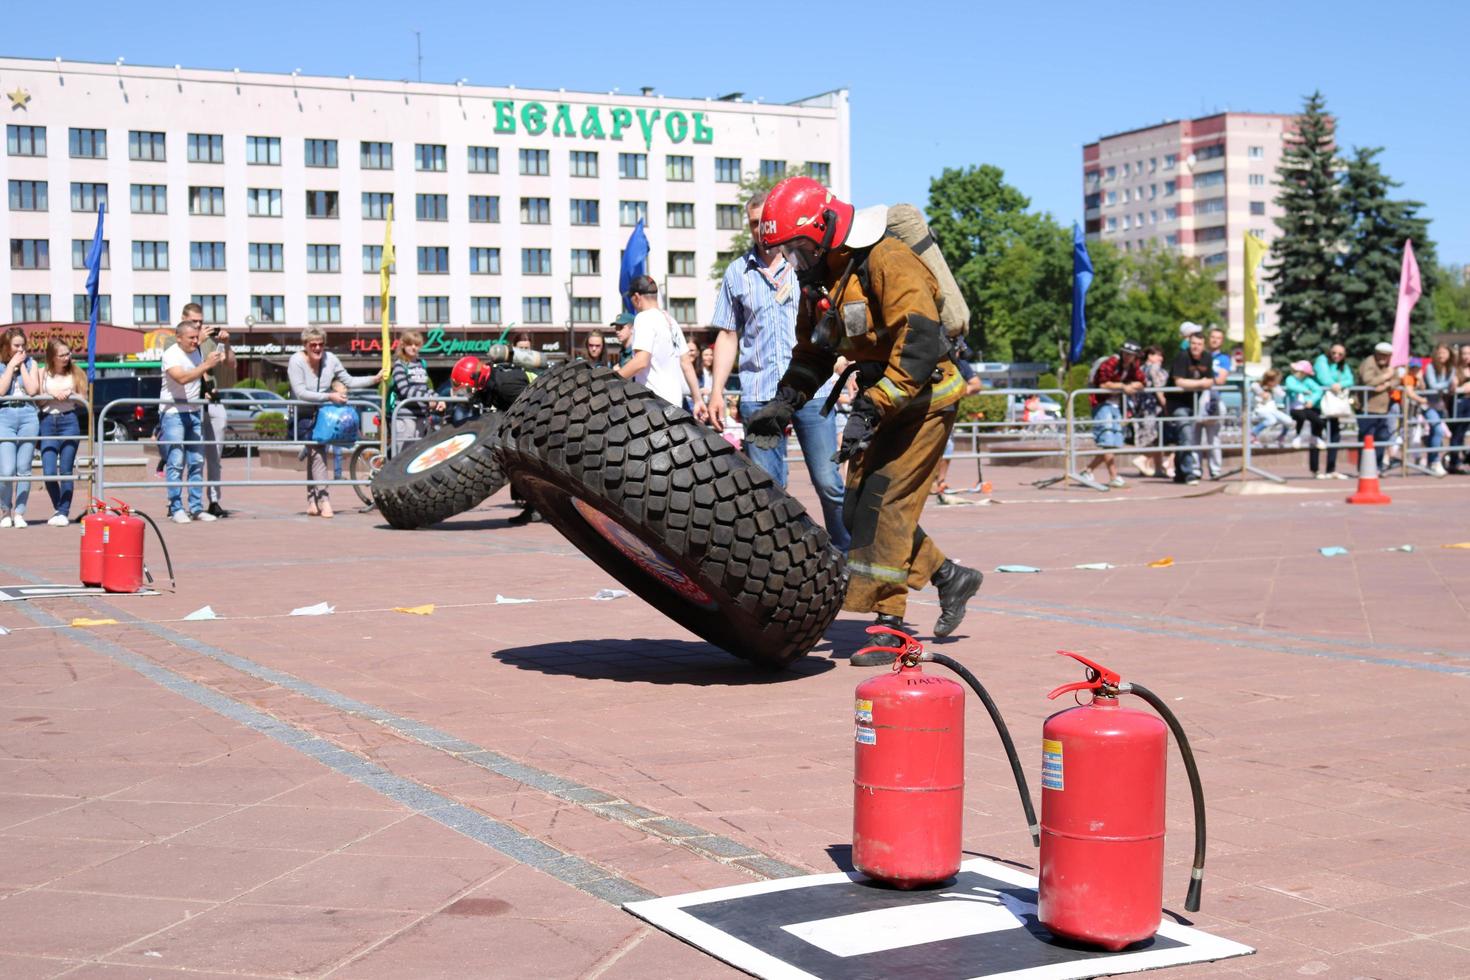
1045 680 1098 700
850 625 924 667
1055 649 1122 688
850 649 899 667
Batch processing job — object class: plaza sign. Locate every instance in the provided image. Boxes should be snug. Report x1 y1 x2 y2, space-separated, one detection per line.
493 101 714 149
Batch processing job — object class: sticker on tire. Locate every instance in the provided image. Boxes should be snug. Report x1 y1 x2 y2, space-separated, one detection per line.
406 433 476 474
571 498 716 609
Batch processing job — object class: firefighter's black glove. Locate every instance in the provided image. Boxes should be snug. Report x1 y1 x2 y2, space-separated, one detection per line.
835 396 880 463
745 387 805 450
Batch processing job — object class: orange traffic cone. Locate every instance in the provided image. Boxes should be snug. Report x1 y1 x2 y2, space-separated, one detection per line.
1347 435 1391 505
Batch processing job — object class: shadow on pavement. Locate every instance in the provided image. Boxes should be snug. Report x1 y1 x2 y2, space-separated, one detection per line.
491 638 835 685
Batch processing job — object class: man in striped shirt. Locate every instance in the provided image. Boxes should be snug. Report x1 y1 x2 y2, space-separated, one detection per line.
709 193 850 552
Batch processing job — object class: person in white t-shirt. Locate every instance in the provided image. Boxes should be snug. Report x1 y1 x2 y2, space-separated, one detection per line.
160 321 226 522
615 276 708 422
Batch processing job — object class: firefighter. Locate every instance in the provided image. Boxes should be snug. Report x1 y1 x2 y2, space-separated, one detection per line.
450 354 537 524
746 177 983 637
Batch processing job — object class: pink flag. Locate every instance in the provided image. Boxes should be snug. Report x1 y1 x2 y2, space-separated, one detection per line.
1390 239 1421 368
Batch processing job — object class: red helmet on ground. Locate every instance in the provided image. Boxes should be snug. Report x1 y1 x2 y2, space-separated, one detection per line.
451 355 490 390
758 176 854 261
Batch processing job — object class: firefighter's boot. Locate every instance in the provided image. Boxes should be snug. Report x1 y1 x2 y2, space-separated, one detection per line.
931 560 983 638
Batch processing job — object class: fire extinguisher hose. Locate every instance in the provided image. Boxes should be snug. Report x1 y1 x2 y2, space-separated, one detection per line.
928 652 1041 848
132 509 178 592
1128 683 1206 913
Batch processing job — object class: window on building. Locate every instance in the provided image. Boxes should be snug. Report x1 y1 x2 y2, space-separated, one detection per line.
246 135 281 165
1149 184 1157 200
249 243 284 272
69 182 106 212
570 249 600 276
9 239 49 270
571 297 602 323
522 297 552 323
133 294 169 324
569 199 600 225
1164 206 1178 220
1196 144 1225 161
1084 193 1100 210
522 248 552 276
304 138 338 168
519 148 549 176
362 245 383 274
1248 173 1266 187
190 294 227 323
666 155 694 181
129 130 166 161
467 145 498 174
1105 191 1117 206
1249 201 1267 215
667 202 695 229
1163 180 1177 196
247 187 282 217
1194 171 1226 189
307 295 342 323
363 295 397 324
1165 233 1179 247
1105 166 1116 181
715 204 743 230
362 191 394 220
360 141 393 170
131 241 168 271
305 190 339 218
1249 146 1264 159
250 295 285 323
419 296 450 323
416 193 449 221
306 243 341 273
1251 227 1267 239
570 150 598 177
616 152 647 180
418 246 450 274
415 143 447 172
1123 188 1132 203
468 194 500 223
470 296 501 324
1122 215 1131 231
759 159 786 182
1201 251 1227 267
619 200 648 226
10 180 48 211
715 157 741 183
190 241 227 271
130 183 167 214
1123 162 1132 177
73 294 111 322
69 127 106 159
469 247 501 275
187 133 224 163
806 161 832 185
668 251 696 277
668 298 696 324
1196 197 1226 214
1149 209 1159 224
13 294 51 322
1196 226 1228 244
71 239 109 270
520 197 550 224
1149 158 1158 173
189 186 226 216
7 125 46 157
1105 217 1117 232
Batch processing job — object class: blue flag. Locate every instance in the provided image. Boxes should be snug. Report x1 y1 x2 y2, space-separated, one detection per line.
1070 221 1093 365
84 202 106 382
619 219 650 314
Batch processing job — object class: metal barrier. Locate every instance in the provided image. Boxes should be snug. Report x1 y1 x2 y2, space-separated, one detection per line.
387 394 474 457
0 395 93 514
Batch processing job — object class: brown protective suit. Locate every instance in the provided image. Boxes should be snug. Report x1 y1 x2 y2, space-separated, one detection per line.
779 238 966 617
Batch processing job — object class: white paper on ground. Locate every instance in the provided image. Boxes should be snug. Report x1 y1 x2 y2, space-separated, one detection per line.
591 588 631 601
1074 562 1115 571
289 602 334 616
183 605 218 620
495 594 535 604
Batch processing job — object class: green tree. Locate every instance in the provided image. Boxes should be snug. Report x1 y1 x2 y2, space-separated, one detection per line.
707 164 811 281
1108 245 1224 353
1267 91 1349 361
1338 146 1439 358
1431 265 1470 333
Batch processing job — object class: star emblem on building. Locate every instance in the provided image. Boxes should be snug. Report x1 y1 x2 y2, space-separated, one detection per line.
7 87 30 110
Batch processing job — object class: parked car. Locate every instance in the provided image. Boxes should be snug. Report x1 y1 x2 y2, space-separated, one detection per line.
88 375 163 442
216 387 289 454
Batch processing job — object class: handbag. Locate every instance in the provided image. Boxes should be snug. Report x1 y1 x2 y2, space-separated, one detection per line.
310 403 360 446
1319 390 1353 419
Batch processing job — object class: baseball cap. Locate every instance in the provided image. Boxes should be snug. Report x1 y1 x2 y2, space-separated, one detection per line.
1179 322 1203 337
1120 341 1142 356
626 275 658 297
1290 360 1314 375
610 313 635 327
1373 341 1393 354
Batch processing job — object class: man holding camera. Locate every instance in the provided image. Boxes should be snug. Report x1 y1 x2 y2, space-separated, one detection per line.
181 302 235 518
161 319 227 523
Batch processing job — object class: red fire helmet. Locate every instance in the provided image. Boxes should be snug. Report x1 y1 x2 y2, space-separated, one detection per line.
450 355 490 390
758 176 854 255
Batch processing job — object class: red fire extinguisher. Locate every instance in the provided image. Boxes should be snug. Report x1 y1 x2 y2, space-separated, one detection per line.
850 627 1039 889
79 499 118 587
94 499 175 595
1038 651 1206 950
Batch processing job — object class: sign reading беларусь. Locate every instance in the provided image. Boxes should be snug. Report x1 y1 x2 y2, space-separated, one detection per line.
493 101 714 149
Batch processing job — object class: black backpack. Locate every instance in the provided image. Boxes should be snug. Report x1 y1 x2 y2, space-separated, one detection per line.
488 363 531 411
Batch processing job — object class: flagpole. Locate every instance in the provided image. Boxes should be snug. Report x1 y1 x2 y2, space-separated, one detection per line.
379 203 395 459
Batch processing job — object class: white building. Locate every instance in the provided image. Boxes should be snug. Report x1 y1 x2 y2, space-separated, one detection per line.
1 57 849 365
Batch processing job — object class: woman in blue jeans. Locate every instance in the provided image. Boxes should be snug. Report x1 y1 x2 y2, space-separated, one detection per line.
0 327 43 528
38 339 86 524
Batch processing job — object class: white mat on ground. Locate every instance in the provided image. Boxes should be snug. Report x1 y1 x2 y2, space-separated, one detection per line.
626 856 1252 980
0 584 160 601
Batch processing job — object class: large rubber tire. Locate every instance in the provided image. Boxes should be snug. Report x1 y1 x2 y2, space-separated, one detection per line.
371 414 508 529
494 361 848 667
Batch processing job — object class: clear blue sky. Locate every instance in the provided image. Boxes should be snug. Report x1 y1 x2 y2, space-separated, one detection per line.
9 0 1468 264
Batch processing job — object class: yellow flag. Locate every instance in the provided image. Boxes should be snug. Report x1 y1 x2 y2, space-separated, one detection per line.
380 203 395 380
1243 232 1267 363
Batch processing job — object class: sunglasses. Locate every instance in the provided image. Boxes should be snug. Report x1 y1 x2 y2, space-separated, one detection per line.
306 342 325 349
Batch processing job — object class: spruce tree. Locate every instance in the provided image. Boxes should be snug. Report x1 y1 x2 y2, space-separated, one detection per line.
1338 147 1439 358
1267 91 1348 361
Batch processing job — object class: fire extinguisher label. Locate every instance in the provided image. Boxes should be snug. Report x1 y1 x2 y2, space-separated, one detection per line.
854 699 872 724
102 526 110 544
1041 738 1064 790
855 726 877 746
